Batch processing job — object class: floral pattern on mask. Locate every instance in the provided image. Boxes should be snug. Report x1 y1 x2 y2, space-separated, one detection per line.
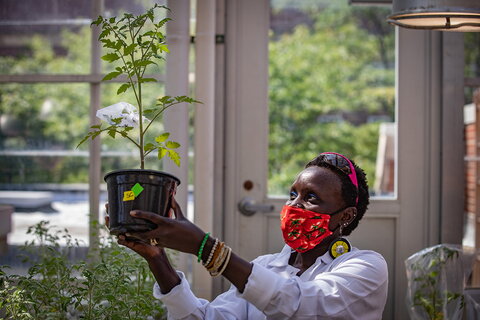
280 205 334 253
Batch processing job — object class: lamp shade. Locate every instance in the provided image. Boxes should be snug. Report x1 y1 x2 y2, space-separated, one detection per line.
388 0 480 31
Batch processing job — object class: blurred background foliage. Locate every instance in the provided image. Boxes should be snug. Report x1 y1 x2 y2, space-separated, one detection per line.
8 0 472 196
268 1 395 195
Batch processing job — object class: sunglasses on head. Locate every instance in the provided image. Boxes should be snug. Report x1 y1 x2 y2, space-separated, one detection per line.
320 152 358 205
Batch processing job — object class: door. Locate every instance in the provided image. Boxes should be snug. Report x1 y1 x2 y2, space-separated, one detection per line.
221 1 464 319
223 1 398 318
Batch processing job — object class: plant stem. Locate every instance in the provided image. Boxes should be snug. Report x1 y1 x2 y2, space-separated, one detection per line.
126 15 145 169
108 18 143 167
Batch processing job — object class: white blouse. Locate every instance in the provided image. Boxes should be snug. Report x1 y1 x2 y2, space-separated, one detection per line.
154 244 388 319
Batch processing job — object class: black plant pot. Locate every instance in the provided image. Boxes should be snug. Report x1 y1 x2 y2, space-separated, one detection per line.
104 169 180 235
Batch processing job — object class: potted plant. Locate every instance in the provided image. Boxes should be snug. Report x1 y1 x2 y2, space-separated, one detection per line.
405 244 473 320
77 5 197 235
0 221 167 319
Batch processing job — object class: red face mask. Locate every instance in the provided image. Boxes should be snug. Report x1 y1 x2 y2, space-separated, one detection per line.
280 205 335 253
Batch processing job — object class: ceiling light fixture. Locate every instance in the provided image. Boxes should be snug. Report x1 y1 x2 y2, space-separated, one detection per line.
388 0 480 31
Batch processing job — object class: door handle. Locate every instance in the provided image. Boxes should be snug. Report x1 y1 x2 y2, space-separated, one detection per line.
238 197 275 216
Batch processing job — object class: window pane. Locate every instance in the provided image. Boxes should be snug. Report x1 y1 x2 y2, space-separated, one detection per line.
268 0 395 197
0 83 92 245
0 1 92 75
0 0 166 75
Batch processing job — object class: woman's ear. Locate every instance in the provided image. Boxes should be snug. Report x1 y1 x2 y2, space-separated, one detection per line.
342 207 357 225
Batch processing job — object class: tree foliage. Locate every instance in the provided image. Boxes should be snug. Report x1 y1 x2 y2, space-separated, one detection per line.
268 2 395 195
0 1 395 189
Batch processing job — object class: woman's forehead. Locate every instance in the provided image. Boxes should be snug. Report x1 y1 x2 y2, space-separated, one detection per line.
293 166 342 191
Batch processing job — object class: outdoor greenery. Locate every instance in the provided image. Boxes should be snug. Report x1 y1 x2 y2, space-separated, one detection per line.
268 2 395 194
0 1 395 193
1 1 480 194
0 221 166 319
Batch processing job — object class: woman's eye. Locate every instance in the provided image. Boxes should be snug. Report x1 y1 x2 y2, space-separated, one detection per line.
307 193 318 201
289 191 298 199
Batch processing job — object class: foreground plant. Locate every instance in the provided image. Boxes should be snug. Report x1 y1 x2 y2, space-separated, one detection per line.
77 4 198 169
406 244 468 320
0 221 166 319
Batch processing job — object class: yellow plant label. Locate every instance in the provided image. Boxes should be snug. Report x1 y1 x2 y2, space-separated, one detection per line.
123 190 135 201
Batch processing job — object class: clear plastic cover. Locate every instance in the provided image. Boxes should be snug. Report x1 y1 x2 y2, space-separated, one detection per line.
96 102 149 128
465 287 480 320
405 244 475 320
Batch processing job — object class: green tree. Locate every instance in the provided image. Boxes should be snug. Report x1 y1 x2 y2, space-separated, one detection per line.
268 2 394 195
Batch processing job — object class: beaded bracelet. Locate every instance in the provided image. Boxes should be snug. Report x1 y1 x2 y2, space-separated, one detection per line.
210 246 232 277
206 241 225 270
203 238 219 266
197 232 210 263
208 243 229 273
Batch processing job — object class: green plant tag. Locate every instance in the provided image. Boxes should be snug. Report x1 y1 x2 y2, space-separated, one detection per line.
123 183 144 201
132 183 144 197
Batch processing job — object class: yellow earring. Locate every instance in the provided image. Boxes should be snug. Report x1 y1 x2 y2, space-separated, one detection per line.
329 223 351 259
329 237 351 259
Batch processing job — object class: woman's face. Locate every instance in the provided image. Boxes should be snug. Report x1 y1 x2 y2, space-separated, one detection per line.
286 166 345 214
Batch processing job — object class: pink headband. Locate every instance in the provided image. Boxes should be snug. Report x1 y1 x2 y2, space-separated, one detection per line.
320 152 359 205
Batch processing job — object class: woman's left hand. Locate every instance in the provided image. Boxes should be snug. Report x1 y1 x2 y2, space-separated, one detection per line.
125 198 206 256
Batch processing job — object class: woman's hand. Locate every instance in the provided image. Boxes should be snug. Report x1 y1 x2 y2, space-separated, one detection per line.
104 202 165 261
105 203 181 293
125 198 206 256
113 199 254 294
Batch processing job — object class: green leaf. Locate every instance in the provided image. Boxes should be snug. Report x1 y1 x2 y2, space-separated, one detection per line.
157 96 174 105
124 44 136 56
166 141 180 149
143 108 155 114
139 77 157 83
136 60 155 67
158 44 169 53
155 133 170 143
143 31 155 37
102 71 122 81
108 130 116 139
98 29 110 39
117 83 130 94
101 53 120 62
91 16 103 26
76 135 90 149
101 39 117 49
143 143 155 152
91 124 101 129
158 148 167 159
167 150 181 166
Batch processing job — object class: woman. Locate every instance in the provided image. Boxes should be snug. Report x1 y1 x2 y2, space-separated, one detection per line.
116 152 388 319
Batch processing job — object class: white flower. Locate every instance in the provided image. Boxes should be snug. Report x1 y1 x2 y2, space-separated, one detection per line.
96 102 149 128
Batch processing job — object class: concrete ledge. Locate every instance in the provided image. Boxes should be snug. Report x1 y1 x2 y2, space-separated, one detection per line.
0 191 53 209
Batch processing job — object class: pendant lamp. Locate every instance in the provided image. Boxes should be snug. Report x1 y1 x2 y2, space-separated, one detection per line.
387 0 480 31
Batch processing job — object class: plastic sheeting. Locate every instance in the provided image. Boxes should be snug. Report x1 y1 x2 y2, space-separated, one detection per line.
405 244 475 320
465 287 480 320
96 102 148 128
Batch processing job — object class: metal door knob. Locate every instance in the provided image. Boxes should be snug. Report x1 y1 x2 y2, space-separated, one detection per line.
238 197 275 216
